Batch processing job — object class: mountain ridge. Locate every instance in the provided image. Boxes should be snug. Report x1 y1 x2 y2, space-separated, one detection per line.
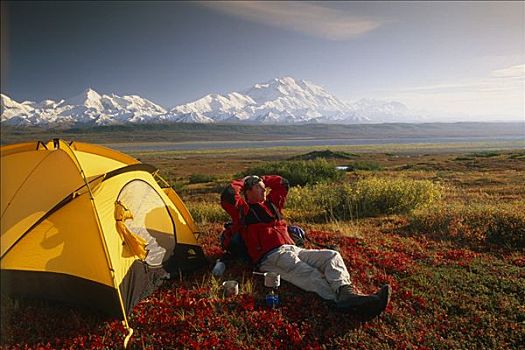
1 76 425 127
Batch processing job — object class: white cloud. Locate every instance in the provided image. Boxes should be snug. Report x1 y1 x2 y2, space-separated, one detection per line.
199 1 385 40
374 64 525 121
491 64 525 78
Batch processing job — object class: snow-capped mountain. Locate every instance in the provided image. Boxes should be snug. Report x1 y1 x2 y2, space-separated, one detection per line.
168 77 357 124
1 89 167 126
345 98 423 123
1 77 422 127
170 93 255 122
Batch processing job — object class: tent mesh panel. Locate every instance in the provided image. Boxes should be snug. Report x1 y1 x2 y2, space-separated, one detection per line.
117 180 175 266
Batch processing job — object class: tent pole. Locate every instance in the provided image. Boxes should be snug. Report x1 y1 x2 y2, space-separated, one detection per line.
61 140 135 348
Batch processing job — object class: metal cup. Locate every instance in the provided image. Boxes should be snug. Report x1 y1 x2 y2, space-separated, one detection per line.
222 280 239 297
264 272 280 288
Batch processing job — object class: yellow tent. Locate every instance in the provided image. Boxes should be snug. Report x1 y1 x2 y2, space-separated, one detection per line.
1 139 206 343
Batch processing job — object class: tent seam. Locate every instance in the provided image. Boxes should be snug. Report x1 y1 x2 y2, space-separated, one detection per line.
1 148 53 220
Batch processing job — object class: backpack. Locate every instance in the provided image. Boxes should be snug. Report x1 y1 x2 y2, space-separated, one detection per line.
220 222 307 262
220 222 251 263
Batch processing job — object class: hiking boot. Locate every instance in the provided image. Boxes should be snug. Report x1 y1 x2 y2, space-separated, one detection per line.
365 284 392 320
376 284 392 312
336 284 392 320
336 285 376 312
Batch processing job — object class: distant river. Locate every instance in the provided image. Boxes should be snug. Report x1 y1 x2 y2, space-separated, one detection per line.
106 135 524 153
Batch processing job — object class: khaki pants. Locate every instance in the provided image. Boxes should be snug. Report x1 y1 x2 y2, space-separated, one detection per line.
259 245 351 301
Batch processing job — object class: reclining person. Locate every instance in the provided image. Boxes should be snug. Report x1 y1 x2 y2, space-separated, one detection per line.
220 175 391 319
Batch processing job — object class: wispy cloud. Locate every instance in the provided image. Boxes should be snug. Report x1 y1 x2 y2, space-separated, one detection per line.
385 64 524 94
490 64 525 79
373 64 525 120
199 1 385 40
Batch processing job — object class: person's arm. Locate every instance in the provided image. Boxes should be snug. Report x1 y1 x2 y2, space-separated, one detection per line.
220 178 248 225
262 175 289 211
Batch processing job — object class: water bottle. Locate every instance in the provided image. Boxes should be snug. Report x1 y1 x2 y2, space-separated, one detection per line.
212 259 226 277
265 290 280 309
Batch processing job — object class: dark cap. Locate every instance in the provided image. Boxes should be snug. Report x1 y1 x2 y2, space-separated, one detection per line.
243 175 262 191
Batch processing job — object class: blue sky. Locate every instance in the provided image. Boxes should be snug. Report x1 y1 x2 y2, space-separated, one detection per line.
1 1 523 120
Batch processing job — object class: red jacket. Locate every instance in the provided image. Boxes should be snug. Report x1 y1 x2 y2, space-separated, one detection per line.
220 175 295 263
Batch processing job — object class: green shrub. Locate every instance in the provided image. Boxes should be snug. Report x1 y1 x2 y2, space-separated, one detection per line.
239 158 345 187
288 150 359 160
508 153 525 160
467 151 500 158
344 161 383 171
187 202 229 224
189 173 217 184
409 203 525 249
171 182 186 193
286 183 346 222
286 177 441 222
352 177 441 217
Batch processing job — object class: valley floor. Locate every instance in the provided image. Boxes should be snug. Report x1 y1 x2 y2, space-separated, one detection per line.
1 143 524 349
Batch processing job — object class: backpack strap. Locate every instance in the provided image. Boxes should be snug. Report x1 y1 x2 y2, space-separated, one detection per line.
241 201 281 225
239 206 251 231
266 201 283 221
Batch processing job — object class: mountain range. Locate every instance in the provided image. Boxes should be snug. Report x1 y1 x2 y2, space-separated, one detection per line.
1 76 425 127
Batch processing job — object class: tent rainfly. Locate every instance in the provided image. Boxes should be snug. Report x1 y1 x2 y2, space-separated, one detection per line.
0 139 206 346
